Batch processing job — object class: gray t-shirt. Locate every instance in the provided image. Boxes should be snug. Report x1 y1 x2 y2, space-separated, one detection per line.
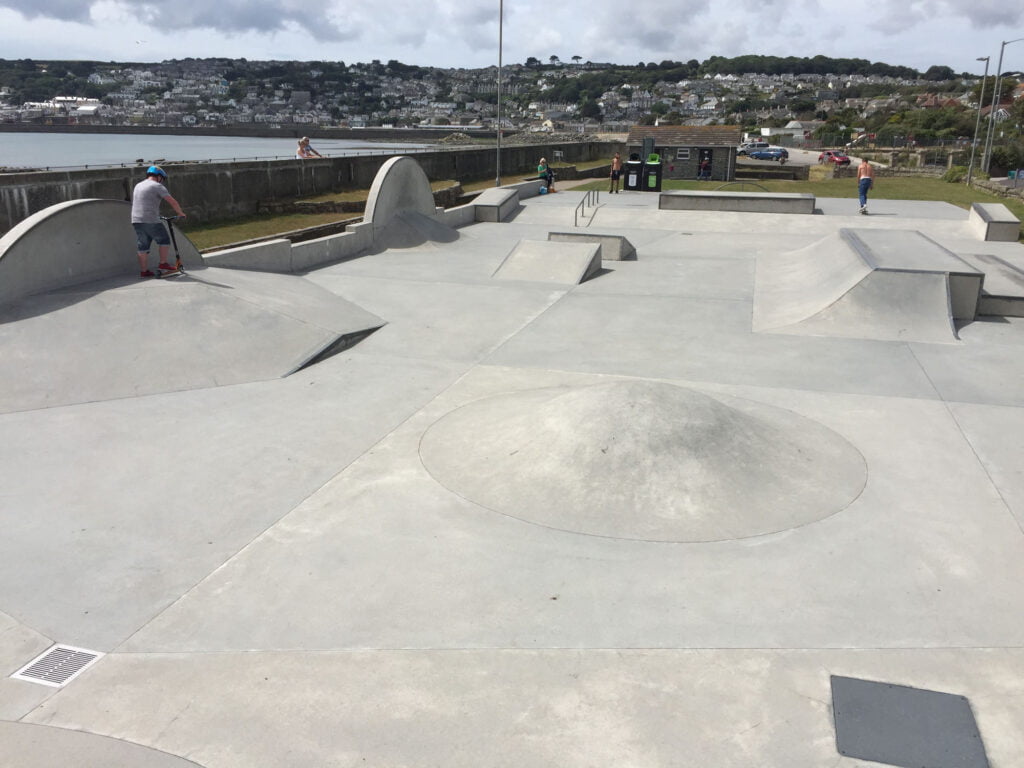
131 178 171 223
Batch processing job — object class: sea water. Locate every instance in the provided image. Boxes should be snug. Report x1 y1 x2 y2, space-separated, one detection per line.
0 131 434 171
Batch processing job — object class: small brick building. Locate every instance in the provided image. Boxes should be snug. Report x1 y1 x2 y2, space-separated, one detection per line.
626 125 742 182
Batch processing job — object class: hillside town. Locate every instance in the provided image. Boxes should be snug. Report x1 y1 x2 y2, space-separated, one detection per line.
1 57 1021 146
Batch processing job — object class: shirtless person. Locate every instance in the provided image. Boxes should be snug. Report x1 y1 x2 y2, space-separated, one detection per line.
857 158 875 214
609 152 622 193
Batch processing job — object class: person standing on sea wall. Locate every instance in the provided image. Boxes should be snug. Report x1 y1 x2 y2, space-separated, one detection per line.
296 137 322 159
131 165 186 278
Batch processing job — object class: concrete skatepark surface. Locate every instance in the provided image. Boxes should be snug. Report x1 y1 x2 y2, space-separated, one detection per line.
2 173 1024 767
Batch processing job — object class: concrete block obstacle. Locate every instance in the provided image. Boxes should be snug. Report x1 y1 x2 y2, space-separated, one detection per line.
0 199 202 304
492 239 602 285
969 202 1021 242
548 232 637 261
659 190 816 214
753 228 983 343
472 188 520 222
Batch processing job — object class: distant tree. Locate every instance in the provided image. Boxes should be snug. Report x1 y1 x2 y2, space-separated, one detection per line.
923 65 955 81
572 55 582 65
525 57 540 67
580 99 601 119
549 55 560 65
973 76 1018 107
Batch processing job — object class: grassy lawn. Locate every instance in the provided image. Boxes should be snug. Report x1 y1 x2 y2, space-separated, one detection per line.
184 212 356 251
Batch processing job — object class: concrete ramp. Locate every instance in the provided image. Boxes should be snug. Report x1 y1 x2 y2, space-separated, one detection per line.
0 199 202 304
492 239 602 285
0 266 384 413
371 209 460 252
754 229 983 343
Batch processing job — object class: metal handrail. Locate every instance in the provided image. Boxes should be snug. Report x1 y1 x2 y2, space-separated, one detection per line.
573 188 600 227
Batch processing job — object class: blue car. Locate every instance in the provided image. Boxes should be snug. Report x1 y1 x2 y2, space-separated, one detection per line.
749 148 789 161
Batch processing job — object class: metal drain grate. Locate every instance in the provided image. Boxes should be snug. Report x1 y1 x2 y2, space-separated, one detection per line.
11 645 104 687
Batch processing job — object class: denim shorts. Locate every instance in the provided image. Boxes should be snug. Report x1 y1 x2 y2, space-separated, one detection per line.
133 222 170 252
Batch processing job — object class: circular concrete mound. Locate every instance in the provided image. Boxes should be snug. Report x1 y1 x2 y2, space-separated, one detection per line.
419 381 866 542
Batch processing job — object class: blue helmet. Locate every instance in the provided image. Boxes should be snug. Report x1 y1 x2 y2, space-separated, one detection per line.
146 165 167 178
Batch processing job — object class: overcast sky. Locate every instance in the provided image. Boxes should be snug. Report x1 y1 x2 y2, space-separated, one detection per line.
0 0 1022 77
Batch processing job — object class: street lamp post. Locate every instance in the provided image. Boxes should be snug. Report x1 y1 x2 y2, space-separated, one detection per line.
495 0 503 187
982 37 1024 174
966 56 990 186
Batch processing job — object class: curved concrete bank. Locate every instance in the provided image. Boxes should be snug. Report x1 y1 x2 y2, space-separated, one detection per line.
0 199 202 304
753 228 982 343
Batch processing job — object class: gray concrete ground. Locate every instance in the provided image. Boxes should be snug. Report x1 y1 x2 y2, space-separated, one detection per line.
2 185 1024 767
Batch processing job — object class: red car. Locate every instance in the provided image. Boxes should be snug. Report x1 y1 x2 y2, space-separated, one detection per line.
819 150 851 166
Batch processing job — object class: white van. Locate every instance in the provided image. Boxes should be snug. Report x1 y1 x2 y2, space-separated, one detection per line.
737 141 770 156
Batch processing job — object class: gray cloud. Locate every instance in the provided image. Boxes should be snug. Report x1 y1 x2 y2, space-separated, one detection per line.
0 0 356 41
0 0 91 22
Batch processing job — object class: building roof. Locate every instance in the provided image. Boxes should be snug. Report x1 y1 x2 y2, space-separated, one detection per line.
627 124 742 146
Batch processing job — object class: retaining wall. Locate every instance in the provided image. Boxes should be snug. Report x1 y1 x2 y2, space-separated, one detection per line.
0 141 617 233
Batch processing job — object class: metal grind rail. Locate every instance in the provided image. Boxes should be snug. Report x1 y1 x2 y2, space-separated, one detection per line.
573 189 600 227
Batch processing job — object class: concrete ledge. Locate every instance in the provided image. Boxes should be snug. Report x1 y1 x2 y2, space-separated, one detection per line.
660 190 816 214
203 239 292 272
0 199 201 304
473 188 521 222
969 202 1021 242
548 231 637 261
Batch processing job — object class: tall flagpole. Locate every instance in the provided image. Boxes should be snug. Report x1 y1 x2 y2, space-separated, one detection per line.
496 0 503 187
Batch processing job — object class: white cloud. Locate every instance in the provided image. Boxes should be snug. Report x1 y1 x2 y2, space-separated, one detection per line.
0 0 1020 74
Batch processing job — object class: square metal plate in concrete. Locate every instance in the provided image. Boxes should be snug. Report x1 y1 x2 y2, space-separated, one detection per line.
831 675 990 768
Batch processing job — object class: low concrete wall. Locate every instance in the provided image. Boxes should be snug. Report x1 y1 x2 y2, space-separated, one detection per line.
0 142 615 233
660 190 816 214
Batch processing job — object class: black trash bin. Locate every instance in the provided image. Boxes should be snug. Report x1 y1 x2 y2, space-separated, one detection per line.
623 156 643 191
643 153 662 192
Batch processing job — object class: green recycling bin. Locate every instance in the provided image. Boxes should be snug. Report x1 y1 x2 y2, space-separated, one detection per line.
643 153 662 192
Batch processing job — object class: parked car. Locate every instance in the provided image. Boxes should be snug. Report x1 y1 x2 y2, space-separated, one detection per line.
819 150 851 165
737 141 770 156
749 148 788 161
